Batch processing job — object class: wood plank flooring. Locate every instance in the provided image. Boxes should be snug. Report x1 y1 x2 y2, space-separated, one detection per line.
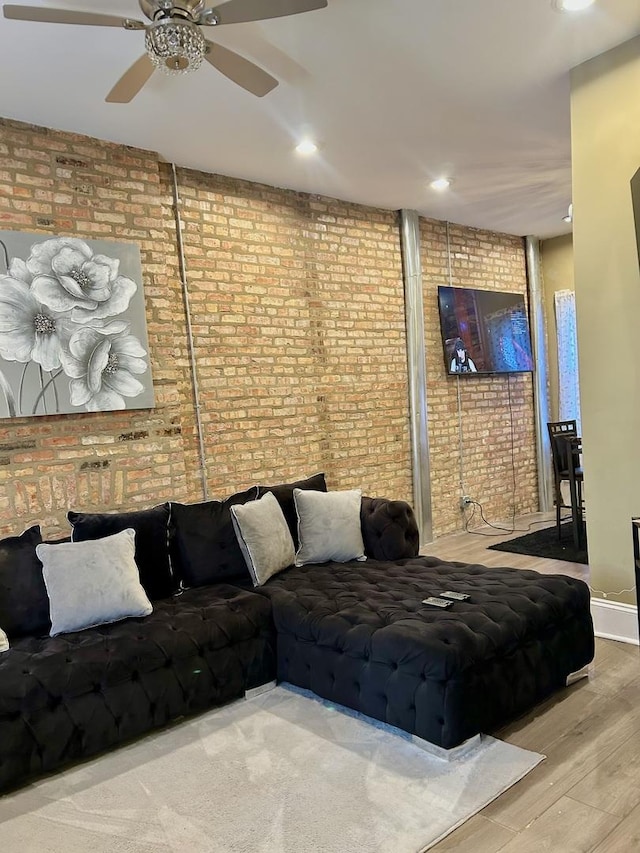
422 512 640 853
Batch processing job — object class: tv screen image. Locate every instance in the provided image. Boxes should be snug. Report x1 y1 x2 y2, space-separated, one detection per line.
438 286 534 375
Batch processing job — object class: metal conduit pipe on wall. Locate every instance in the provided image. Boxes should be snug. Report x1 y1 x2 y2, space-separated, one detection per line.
525 236 552 513
400 209 433 545
170 162 209 501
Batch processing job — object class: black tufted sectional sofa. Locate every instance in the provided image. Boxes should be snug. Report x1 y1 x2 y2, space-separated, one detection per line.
0 488 594 793
0 584 275 793
260 557 594 749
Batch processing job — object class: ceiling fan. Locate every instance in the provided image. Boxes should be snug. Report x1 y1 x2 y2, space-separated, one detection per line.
2 1 328 102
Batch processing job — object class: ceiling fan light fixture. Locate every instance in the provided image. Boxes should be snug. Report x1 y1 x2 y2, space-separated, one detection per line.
295 140 318 155
553 0 596 12
430 177 452 192
144 18 206 75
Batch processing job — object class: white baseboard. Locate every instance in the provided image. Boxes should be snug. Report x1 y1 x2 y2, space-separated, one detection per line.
591 597 639 646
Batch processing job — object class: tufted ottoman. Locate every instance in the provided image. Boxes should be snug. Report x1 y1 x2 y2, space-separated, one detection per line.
258 557 594 749
0 584 275 792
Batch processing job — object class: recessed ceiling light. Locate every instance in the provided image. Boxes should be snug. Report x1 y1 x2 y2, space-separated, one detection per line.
295 140 318 155
430 177 451 192
553 0 596 12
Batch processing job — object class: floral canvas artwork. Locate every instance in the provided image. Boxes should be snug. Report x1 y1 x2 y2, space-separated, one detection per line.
0 231 155 418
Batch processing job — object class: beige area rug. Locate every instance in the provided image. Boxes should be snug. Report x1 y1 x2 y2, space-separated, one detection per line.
0 685 544 853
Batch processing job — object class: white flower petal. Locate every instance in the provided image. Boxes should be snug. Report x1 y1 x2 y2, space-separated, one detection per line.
32 333 62 371
104 370 144 397
32 275 96 313
53 317 80 346
27 237 91 276
86 388 125 411
0 328 35 362
76 275 136 320
84 285 112 304
68 326 104 360
0 275 39 310
117 354 147 375
51 246 92 276
8 258 32 284
113 334 146 358
92 254 120 280
85 319 129 335
82 260 112 292
0 310 35 332
86 337 111 393
60 349 86 379
69 378 92 406
57 273 88 300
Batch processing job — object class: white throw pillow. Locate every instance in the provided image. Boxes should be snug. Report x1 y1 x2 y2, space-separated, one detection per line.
231 491 296 586
294 488 367 566
0 626 8 653
36 528 153 636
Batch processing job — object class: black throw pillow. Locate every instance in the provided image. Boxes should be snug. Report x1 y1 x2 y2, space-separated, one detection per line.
170 486 258 587
67 503 174 600
257 472 327 546
0 525 51 638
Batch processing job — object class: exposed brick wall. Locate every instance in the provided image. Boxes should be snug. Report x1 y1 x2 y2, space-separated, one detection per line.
0 116 537 542
0 118 192 537
420 219 538 536
166 167 412 501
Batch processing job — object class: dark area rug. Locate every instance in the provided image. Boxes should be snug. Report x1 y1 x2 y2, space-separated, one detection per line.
488 521 588 565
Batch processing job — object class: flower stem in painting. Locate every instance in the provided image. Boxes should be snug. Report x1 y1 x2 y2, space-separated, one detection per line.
31 369 63 416
0 369 16 418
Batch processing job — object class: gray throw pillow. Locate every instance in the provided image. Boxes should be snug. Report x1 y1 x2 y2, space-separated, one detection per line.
231 492 296 586
36 528 153 636
294 488 367 566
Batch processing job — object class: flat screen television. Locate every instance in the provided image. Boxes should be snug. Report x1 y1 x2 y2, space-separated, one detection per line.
437 285 534 375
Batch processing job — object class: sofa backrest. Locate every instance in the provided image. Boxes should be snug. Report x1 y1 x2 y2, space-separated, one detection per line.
360 497 420 561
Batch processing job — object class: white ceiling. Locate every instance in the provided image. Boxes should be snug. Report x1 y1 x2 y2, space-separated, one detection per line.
1 0 639 239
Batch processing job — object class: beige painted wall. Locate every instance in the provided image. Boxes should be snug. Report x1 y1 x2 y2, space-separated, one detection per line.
570 37 640 604
540 234 574 423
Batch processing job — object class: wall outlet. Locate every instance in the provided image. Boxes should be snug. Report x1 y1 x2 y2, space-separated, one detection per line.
459 495 472 510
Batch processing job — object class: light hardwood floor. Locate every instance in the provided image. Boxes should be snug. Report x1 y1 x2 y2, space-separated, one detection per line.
422 512 640 853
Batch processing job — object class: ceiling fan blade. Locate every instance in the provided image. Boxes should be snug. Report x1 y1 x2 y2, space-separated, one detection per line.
209 0 327 26
3 5 144 28
106 55 155 104
204 41 277 97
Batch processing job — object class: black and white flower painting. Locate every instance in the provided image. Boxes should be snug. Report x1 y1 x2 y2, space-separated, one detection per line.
0 231 154 418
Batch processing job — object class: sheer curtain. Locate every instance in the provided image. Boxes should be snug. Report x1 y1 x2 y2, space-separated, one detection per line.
554 289 581 432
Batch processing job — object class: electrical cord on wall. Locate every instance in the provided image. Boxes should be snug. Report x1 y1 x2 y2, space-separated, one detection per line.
456 375 465 498
588 584 636 600
464 374 552 537
448 229 548 538
447 222 467 500
462 499 551 536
